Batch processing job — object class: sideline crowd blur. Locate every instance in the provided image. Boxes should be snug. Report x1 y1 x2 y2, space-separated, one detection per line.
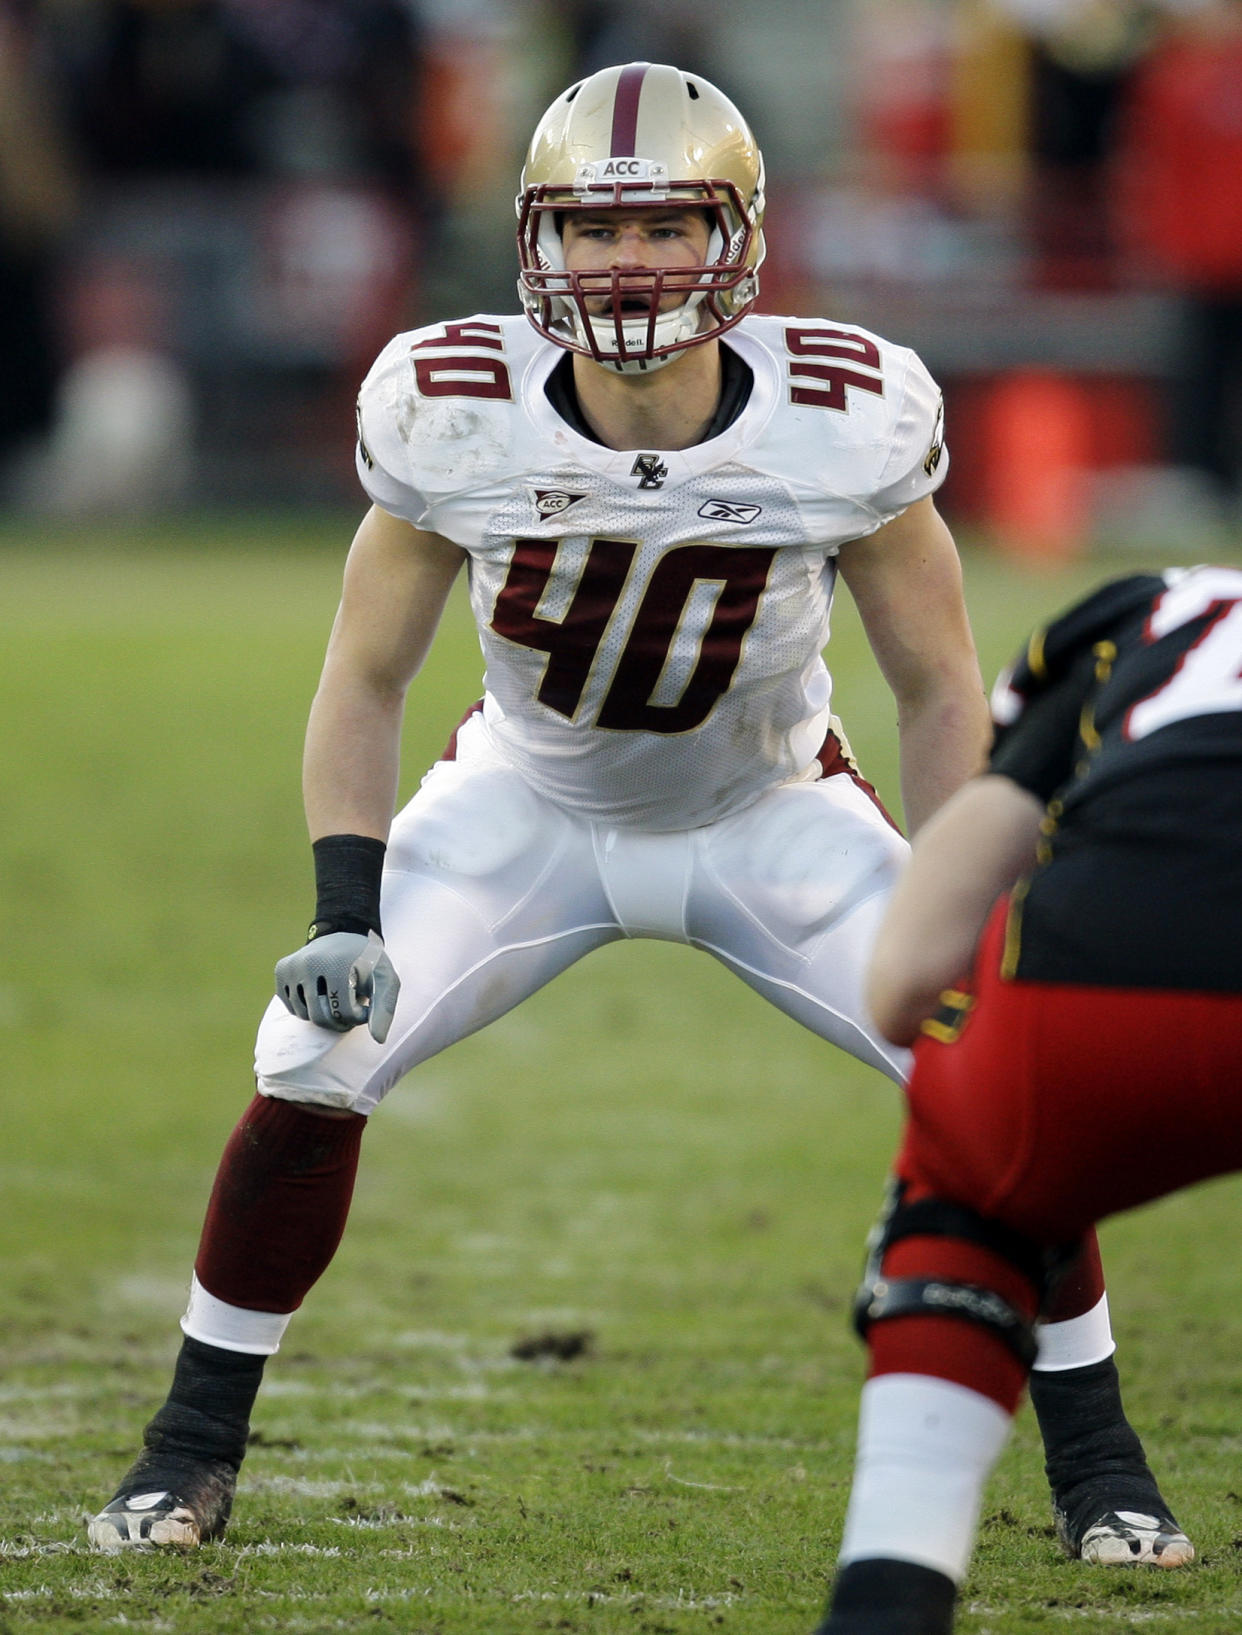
790 0 1242 553
1 0 1240 542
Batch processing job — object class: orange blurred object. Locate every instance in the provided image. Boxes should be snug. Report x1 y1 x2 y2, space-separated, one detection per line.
981 370 1092 562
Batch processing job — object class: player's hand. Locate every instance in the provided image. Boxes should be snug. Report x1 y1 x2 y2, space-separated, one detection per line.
275 930 400 1042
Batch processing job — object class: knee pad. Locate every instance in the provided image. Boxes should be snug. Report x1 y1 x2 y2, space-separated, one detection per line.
254 995 380 1114
852 1181 1045 1369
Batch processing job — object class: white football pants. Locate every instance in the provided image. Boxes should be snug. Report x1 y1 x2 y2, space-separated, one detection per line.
254 714 911 1115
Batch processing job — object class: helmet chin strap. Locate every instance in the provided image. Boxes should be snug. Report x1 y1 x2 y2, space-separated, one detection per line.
599 350 676 376
578 291 709 373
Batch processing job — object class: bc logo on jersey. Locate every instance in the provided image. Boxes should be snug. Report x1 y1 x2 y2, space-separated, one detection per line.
631 454 668 489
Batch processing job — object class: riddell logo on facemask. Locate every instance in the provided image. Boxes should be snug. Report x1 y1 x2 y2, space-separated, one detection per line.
531 488 586 517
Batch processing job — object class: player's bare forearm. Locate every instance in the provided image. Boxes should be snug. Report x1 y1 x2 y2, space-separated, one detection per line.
839 498 990 834
303 673 406 843
896 682 992 835
867 774 1045 1044
301 505 466 844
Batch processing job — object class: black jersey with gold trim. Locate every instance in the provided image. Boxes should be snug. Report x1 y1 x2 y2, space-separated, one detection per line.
987 566 1242 991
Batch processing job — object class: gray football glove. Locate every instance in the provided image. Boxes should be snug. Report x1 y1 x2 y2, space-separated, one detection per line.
275 930 400 1043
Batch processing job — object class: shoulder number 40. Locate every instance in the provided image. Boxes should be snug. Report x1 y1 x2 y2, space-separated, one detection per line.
409 321 513 400
405 323 886 414
784 326 884 412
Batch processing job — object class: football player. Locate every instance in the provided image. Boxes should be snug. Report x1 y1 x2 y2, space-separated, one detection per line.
88 63 1188 1580
817 566 1242 1632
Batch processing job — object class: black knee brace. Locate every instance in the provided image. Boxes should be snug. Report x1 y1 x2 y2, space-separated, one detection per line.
852 1179 1046 1369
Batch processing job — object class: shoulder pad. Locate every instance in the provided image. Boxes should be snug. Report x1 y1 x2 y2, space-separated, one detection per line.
355 316 538 520
991 573 1165 727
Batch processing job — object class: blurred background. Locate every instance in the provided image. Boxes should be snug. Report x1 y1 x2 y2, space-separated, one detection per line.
2 0 1241 560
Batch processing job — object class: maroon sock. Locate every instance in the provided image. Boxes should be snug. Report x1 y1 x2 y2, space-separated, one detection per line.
1042 1229 1107 1324
194 1094 365 1313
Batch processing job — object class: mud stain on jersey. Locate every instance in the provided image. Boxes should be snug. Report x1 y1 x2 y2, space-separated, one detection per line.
394 395 510 482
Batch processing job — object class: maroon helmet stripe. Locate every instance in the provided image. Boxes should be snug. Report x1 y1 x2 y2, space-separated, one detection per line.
610 63 648 156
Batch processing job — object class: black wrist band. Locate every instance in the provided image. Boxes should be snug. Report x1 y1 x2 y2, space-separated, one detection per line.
308 833 386 939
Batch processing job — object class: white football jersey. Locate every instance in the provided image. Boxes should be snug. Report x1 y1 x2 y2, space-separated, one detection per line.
355 312 947 830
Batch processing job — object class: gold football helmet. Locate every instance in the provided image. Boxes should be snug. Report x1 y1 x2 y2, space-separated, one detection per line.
516 62 766 372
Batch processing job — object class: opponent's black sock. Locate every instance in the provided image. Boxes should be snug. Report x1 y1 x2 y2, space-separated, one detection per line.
814 1558 956 1635
1028 1355 1177 1544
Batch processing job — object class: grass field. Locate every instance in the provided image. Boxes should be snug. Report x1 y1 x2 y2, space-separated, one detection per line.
3 513 1242 1634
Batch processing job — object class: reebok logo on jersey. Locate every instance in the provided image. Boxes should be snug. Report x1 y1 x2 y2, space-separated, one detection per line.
699 500 762 525
530 488 586 518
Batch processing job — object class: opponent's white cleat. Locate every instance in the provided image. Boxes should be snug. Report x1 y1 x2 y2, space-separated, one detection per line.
1070 1509 1195 1568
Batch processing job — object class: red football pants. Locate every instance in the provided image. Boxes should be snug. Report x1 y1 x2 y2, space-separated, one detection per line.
897 897 1242 1241
870 897 1242 1409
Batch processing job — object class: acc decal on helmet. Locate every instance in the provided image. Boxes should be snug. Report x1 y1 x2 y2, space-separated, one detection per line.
516 62 766 373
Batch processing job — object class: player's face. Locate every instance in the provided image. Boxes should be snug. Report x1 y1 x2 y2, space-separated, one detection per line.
561 209 713 321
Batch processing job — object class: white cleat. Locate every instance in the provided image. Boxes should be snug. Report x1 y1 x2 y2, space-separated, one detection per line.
88 1475 232 1551
1075 1509 1195 1569
88 1489 203 1549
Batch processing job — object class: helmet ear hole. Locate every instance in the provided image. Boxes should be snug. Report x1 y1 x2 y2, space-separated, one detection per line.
516 62 766 369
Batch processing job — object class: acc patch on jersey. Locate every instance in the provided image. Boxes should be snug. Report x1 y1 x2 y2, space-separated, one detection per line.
529 488 586 518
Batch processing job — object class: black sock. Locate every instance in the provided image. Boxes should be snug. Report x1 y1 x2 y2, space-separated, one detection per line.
816 1559 956 1635
139 1336 267 1475
1028 1355 1173 1538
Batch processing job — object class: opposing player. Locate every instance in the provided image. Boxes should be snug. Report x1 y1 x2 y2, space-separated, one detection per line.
87 63 1185 1570
817 566 1242 1633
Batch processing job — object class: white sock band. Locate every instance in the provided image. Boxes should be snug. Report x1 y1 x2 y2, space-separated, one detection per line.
181 1273 292 1356
838 1373 1013 1582
1034 1292 1115 1372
